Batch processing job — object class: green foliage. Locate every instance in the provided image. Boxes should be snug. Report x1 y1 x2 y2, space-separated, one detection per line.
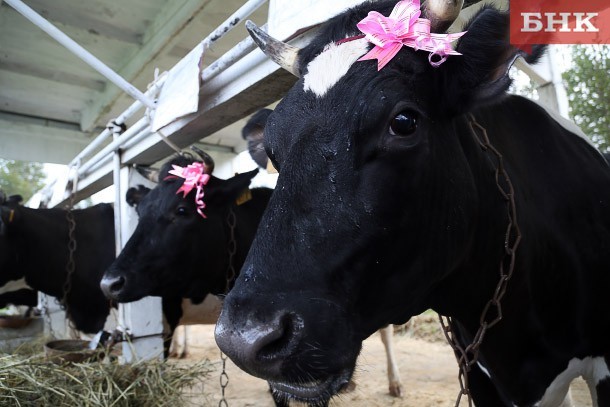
562 45 610 152
0 159 46 202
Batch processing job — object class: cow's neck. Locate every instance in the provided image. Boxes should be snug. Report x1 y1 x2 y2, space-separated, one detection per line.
15 207 73 297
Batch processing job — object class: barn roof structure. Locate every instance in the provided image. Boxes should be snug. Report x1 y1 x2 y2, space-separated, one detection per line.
0 0 273 164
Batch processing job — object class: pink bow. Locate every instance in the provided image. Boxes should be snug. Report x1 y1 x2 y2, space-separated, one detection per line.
166 162 211 218
356 0 466 69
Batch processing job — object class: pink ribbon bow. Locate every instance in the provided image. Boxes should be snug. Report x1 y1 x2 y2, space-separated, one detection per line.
166 162 211 218
356 0 467 70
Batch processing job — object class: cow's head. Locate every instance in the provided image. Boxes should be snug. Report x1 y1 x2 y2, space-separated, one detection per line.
100 152 258 302
216 1 543 404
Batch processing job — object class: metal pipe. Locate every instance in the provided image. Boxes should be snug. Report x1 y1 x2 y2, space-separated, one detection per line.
66 74 167 169
199 0 267 53
4 0 156 109
81 0 267 175
202 35 257 82
112 133 123 254
78 118 150 177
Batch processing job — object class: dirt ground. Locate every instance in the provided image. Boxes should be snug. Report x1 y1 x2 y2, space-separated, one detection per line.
181 314 593 406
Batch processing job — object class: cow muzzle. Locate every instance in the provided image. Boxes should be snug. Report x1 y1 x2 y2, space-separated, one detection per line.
100 275 126 301
215 292 358 404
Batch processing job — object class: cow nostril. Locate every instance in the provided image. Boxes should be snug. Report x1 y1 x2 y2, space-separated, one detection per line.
216 310 303 377
257 313 300 361
100 275 126 297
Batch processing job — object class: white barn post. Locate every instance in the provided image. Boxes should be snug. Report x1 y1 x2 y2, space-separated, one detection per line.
514 45 570 118
116 164 164 362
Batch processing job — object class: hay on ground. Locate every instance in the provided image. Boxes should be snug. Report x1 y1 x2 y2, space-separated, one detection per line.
0 340 213 407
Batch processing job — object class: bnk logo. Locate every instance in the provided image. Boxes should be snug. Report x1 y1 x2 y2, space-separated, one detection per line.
510 0 610 47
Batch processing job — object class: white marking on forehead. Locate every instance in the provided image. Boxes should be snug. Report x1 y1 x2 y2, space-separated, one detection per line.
0 277 31 295
303 38 369 98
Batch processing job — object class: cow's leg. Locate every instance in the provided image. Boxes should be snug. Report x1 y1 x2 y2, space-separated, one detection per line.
450 323 509 406
169 326 189 359
379 325 403 397
558 389 574 407
583 355 610 407
161 297 183 359
181 325 189 358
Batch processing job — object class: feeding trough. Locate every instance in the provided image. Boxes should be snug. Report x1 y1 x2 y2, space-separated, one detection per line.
0 315 35 329
44 339 100 363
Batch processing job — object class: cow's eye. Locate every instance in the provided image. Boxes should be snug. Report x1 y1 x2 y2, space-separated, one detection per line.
389 111 418 137
175 206 189 217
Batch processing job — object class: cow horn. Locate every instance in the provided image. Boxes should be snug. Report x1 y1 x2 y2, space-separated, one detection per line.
191 146 215 174
245 21 301 77
134 165 160 183
423 0 464 32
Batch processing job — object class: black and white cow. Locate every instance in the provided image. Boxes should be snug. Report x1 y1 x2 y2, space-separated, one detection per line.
215 1 610 406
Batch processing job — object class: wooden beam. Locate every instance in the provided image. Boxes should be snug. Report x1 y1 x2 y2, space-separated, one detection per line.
0 60 105 91
79 0 210 132
0 117 91 164
0 69 92 123
20 0 144 44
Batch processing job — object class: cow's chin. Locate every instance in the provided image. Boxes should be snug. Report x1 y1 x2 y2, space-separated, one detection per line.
268 369 352 406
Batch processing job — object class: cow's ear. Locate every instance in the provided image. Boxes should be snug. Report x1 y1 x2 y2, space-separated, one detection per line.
208 169 259 205
442 8 545 112
242 109 273 169
126 185 151 207
8 195 23 205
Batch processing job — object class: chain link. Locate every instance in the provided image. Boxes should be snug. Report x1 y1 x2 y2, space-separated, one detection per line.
218 207 238 407
219 350 230 407
60 194 78 324
438 114 522 406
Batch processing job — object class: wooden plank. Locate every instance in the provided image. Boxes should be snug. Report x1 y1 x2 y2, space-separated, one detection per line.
0 8 140 73
0 117 90 164
0 69 93 123
22 0 156 44
79 0 211 132
0 60 105 91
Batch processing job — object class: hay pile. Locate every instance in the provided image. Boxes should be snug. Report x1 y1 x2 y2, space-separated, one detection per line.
0 342 213 406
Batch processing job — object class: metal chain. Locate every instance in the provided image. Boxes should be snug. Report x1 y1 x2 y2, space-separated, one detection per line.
61 196 78 320
438 114 522 407
219 350 230 407
219 207 238 407
59 192 77 337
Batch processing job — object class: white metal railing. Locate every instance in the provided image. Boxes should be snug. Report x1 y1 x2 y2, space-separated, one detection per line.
16 0 270 207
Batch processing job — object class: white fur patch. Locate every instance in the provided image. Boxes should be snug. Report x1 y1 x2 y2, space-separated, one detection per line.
534 356 610 407
0 277 31 295
303 38 370 98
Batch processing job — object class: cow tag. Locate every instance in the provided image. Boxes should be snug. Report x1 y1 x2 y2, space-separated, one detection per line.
236 189 253 206
266 160 278 174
